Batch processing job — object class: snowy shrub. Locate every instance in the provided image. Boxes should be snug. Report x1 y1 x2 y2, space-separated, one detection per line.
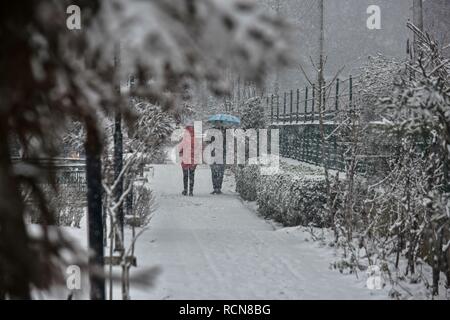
345 24 450 296
236 163 329 227
235 165 260 201
358 54 405 122
257 172 329 227
55 206 84 229
125 180 155 228
257 172 293 223
27 185 85 228
239 97 267 129
128 102 176 164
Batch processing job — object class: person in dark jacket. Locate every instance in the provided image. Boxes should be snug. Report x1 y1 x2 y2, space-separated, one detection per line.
208 124 227 195
179 125 197 196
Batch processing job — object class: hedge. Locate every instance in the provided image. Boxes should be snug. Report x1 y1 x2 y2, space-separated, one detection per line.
235 163 330 227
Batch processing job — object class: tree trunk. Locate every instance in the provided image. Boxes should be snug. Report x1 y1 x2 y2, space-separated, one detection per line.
113 43 124 252
316 0 333 237
0 123 32 299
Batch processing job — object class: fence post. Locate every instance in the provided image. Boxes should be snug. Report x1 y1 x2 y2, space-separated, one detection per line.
276 93 280 122
271 94 274 123
311 84 315 123
349 75 353 109
283 92 287 123
296 89 300 123
290 90 293 123
304 86 308 123
333 128 338 169
323 80 326 120
335 78 340 111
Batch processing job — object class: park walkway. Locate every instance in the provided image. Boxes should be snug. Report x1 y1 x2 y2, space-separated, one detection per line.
128 165 386 300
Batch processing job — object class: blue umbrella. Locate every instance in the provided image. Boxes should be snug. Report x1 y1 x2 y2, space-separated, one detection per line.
207 114 241 126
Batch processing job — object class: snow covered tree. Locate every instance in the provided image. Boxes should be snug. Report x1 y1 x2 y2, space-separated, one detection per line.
378 23 450 295
127 102 176 164
358 54 405 122
240 96 267 129
424 0 450 57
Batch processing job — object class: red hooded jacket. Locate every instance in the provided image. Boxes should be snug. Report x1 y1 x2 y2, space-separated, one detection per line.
179 126 198 170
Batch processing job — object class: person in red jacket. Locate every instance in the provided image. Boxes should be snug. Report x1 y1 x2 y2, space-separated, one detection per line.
179 125 197 196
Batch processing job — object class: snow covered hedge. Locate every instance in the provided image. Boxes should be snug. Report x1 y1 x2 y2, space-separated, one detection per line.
28 185 84 228
235 165 260 201
236 163 329 227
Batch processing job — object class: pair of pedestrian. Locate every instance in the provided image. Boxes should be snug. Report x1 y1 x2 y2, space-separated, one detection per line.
178 123 226 196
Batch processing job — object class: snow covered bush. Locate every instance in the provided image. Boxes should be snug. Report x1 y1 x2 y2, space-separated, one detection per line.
358 54 405 122
236 162 329 227
125 180 155 228
239 97 267 129
128 102 176 164
343 23 450 297
56 206 84 229
257 171 329 227
27 185 84 228
235 165 260 201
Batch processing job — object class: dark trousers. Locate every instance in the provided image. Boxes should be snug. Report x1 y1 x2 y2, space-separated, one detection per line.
211 164 225 191
183 168 195 192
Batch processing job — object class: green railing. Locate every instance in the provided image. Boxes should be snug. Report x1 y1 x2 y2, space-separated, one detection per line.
264 75 360 124
272 123 395 175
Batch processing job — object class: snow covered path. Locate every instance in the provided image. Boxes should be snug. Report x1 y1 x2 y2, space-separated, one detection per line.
128 165 386 300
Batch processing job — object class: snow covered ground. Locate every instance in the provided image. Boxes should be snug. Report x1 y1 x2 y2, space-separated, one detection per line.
56 164 390 300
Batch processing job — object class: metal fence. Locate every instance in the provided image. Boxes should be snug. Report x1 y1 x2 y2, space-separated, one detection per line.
273 123 393 174
13 157 87 192
263 75 360 125
275 123 345 170
260 76 398 174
